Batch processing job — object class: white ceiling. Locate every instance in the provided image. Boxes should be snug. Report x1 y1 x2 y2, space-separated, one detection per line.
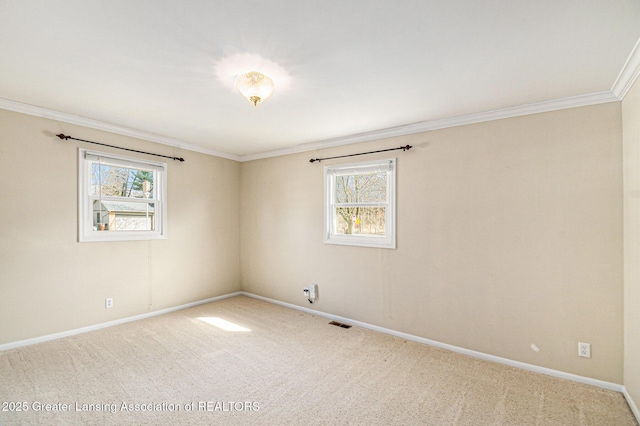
1 1 639 160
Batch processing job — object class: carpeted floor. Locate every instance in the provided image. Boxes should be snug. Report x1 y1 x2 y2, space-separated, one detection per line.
0 295 637 425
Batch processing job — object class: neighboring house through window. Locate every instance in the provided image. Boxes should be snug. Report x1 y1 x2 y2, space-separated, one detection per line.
324 158 396 249
78 149 167 242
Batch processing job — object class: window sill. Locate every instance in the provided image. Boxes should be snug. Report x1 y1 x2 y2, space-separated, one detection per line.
324 235 396 249
79 231 167 243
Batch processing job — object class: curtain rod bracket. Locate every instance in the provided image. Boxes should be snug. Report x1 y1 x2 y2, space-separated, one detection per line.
55 133 185 162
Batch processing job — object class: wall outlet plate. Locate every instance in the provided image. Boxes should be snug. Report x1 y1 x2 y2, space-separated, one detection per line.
578 342 591 358
105 298 113 309
309 283 318 300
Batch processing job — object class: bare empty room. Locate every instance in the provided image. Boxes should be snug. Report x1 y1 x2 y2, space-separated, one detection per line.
1 1 640 425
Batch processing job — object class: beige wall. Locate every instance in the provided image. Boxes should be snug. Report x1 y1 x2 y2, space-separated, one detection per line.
0 109 241 345
241 103 624 383
623 77 640 409
0 100 629 386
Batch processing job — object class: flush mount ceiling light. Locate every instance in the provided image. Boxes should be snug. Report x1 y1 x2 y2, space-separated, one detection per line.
235 71 275 106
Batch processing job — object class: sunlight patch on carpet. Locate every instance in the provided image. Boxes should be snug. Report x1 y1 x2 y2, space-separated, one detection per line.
198 317 251 332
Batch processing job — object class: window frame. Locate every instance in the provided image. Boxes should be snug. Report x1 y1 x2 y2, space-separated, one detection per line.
78 148 167 242
324 158 396 249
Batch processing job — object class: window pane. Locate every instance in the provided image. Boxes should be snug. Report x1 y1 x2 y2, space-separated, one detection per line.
335 207 386 236
335 172 386 203
91 164 154 199
93 200 155 231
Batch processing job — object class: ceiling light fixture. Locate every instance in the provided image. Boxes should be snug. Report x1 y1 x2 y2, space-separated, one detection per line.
235 71 275 106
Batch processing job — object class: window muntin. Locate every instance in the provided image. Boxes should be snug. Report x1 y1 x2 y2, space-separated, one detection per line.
79 149 167 242
324 159 396 249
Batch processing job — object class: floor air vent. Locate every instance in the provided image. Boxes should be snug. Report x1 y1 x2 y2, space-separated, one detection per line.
329 321 352 329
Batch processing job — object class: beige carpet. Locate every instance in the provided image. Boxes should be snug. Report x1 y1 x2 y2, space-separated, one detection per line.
0 295 636 425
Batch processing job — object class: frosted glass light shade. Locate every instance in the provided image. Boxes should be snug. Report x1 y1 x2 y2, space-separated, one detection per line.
235 71 275 106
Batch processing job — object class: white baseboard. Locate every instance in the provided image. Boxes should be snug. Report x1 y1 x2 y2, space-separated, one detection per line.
623 386 640 423
241 292 624 393
0 290 630 402
0 292 242 352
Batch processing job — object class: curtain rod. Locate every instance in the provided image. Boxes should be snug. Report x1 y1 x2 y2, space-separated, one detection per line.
56 134 185 162
309 145 412 163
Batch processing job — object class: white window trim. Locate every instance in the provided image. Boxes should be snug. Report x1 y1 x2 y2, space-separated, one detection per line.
78 148 168 242
324 158 396 249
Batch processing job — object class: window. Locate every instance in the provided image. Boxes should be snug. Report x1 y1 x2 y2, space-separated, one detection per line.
78 149 167 242
324 158 396 249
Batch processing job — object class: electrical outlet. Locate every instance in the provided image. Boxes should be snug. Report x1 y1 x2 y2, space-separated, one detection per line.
578 342 591 358
105 298 113 309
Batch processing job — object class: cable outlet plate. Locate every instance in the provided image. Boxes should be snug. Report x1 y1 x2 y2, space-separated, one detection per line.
309 283 318 300
578 342 591 358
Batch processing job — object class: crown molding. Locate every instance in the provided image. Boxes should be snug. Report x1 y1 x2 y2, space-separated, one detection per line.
0 98 242 162
239 90 620 162
612 37 640 100
0 90 622 164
